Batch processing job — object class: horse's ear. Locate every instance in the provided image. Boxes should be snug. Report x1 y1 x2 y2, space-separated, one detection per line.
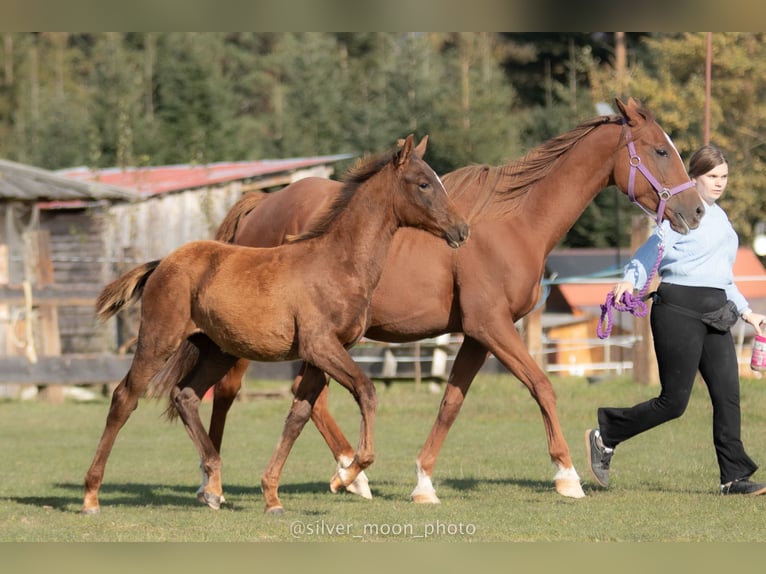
414 135 429 158
615 96 646 127
397 134 415 166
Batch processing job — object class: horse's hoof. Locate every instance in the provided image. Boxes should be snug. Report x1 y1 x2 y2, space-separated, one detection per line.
197 487 226 506
329 471 345 494
555 478 586 499
265 505 284 515
411 491 440 504
200 491 223 510
345 471 373 500
80 506 101 515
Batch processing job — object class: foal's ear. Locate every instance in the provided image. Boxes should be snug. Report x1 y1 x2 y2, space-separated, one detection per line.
414 135 429 158
396 134 415 167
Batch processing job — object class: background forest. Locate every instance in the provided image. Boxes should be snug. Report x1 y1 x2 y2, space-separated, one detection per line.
1 32 765 249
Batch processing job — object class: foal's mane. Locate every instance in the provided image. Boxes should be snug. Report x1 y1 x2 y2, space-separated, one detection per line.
288 149 395 243
445 113 634 220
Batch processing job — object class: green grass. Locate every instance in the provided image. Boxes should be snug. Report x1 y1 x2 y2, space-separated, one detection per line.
2 373 766 542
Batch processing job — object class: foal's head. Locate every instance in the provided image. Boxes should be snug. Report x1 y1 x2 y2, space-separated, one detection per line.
293 135 469 247
387 134 469 248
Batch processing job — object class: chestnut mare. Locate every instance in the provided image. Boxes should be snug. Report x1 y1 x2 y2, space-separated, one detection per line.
80 135 469 515
136 97 706 510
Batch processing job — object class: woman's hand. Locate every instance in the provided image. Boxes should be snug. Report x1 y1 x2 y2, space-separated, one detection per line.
612 280 635 303
742 309 765 336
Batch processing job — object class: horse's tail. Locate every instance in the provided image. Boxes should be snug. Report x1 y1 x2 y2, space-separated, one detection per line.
149 334 203 421
95 260 162 321
214 191 270 243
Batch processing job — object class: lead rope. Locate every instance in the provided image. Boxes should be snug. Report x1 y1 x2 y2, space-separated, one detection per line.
597 232 664 339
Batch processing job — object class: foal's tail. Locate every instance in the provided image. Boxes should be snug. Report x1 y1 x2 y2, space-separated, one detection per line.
95 260 162 321
214 191 270 243
151 336 202 420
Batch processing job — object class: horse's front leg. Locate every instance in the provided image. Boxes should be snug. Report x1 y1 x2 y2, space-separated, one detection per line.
474 317 584 499
305 342 378 497
260 364 329 514
290 363 372 499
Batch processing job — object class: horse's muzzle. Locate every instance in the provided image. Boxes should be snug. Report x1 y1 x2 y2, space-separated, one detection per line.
446 223 470 248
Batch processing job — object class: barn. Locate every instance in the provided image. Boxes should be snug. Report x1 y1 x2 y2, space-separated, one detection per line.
0 159 139 398
0 154 351 397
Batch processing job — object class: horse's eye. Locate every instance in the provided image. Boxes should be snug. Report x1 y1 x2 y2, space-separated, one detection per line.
418 182 431 191
656 148 669 158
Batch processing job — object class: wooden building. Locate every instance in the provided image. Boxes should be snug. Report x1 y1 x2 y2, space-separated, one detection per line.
0 158 139 397
0 155 351 395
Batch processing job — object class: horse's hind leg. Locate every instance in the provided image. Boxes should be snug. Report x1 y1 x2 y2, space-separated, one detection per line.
171 340 240 509
291 363 372 499
411 336 488 503
82 349 172 514
209 357 250 452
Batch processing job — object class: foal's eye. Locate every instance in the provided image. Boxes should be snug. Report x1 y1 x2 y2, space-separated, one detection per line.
418 182 431 191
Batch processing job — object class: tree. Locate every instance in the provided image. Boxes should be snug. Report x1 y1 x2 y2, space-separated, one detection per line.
593 33 766 246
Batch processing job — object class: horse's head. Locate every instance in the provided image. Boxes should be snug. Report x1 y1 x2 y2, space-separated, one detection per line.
613 97 705 234
393 134 469 248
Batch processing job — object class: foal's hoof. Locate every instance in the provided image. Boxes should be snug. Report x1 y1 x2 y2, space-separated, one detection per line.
555 477 586 499
411 491 440 504
265 505 284 515
330 469 372 499
345 471 373 500
329 470 346 494
197 490 224 510
80 506 101 515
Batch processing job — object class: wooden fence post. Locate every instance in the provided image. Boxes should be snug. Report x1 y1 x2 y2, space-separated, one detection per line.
26 229 64 402
524 285 545 371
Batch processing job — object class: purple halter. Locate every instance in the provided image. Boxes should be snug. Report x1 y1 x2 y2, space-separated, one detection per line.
597 122 693 339
623 122 696 225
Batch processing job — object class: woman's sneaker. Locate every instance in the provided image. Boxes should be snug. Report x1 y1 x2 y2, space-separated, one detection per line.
585 429 613 488
720 478 766 495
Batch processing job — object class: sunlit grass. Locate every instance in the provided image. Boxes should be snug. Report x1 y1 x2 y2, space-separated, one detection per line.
2 373 766 541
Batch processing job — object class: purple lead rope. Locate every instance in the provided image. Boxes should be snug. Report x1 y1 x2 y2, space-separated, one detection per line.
597 241 664 339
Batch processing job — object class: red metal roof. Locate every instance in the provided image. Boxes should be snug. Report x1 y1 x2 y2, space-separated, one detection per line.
57 155 352 197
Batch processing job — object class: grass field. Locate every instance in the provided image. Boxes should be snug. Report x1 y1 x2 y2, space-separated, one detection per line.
2 372 766 543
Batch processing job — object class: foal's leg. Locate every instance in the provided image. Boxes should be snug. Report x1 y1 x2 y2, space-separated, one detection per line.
291 363 372 499
261 347 377 514
209 357 250 452
471 317 584 499
411 336 488 503
313 360 378 498
81 346 176 514
260 364 331 514
170 341 240 510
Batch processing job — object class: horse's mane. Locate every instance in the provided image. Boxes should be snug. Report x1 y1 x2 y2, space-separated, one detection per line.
288 149 394 243
445 113 633 220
